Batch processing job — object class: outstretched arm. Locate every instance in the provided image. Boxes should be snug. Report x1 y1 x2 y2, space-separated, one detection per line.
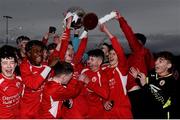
115 11 143 52
58 16 72 61
99 23 128 75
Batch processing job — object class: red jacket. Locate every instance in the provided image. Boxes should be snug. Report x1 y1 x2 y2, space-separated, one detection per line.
78 67 109 118
118 17 154 91
19 59 49 118
39 79 83 119
102 37 132 118
0 73 22 118
57 29 88 118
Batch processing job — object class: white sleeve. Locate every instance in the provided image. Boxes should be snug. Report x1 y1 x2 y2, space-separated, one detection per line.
40 66 51 79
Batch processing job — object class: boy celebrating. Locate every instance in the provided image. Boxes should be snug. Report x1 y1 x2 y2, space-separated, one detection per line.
99 23 132 118
130 51 177 119
19 40 51 118
39 61 83 118
0 45 23 118
79 49 109 118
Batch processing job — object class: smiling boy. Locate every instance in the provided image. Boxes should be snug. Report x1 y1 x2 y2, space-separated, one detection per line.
130 51 177 119
19 40 51 118
0 45 23 118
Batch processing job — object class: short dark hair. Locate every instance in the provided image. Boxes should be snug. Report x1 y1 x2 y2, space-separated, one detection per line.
87 49 104 61
155 51 175 73
16 35 30 44
134 33 146 45
25 40 44 52
53 61 73 76
0 45 17 63
102 43 111 49
108 45 114 52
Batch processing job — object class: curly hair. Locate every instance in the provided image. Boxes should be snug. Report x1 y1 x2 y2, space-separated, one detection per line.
25 40 44 53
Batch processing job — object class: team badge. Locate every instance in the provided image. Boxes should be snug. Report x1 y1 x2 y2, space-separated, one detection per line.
92 77 97 82
16 82 21 88
159 80 165 86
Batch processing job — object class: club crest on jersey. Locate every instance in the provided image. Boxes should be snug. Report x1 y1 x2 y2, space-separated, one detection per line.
109 78 115 88
16 82 21 88
159 80 165 86
92 77 97 82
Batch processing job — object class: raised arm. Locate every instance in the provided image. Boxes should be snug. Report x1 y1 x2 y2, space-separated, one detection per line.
115 11 143 52
99 23 128 75
58 16 72 61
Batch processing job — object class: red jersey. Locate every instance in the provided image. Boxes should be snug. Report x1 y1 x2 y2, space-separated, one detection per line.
118 17 154 91
57 26 87 67
19 59 50 118
58 30 88 119
39 79 83 119
102 37 132 118
79 67 109 118
0 73 22 118
60 63 84 119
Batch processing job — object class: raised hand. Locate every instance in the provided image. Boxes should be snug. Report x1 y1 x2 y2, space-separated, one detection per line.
114 11 122 20
99 23 114 39
129 67 146 86
66 16 73 29
99 23 107 33
129 67 139 78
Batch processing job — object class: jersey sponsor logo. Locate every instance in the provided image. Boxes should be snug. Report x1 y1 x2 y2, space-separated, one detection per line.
149 84 164 104
2 93 20 107
149 84 161 92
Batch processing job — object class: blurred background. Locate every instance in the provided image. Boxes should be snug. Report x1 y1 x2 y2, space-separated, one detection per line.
0 0 180 55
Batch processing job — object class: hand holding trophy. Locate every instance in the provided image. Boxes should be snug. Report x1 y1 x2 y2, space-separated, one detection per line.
63 7 98 31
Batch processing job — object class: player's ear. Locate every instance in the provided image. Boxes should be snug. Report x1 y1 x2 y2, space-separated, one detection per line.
167 63 172 69
15 62 17 68
98 58 103 65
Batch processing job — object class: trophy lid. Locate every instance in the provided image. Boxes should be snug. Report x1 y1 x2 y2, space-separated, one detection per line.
83 13 98 30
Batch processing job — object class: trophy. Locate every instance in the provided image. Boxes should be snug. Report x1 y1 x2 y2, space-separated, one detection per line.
63 7 98 30
63 7 86 29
